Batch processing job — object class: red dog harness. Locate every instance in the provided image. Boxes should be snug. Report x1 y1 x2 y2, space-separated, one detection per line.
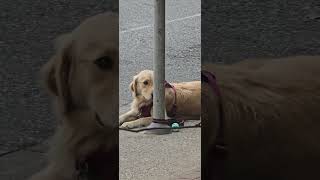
164 80 178 117
201 70 226 147
137 80 184 126
201 70 227 179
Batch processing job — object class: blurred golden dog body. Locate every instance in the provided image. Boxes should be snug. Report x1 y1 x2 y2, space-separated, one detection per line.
120 70 201 129
30 12 118 180
202 56 320 179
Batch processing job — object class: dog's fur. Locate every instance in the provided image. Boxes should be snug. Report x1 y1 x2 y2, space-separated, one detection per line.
119 70 201 128
29 12 119 180
202 56 320 179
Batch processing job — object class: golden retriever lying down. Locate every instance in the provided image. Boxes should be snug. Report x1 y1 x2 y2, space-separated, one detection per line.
29 12 119 180
119 70 201 129
202 56 320 179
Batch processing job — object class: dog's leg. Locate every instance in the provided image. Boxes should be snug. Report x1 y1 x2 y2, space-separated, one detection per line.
120 117 152 129
119 109 139 125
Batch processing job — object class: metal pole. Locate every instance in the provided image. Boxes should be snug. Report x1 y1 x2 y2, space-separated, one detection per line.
146 0 171 134
153 0 165 121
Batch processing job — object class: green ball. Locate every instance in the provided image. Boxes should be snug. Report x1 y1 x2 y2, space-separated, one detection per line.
171 123 180 128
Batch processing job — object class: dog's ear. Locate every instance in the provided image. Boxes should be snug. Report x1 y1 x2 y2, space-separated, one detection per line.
130 75 138 96
41 34 74 114
41 56 58 96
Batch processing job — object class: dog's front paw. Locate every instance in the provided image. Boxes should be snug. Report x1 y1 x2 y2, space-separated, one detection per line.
120 121 138 129
119 115 126 126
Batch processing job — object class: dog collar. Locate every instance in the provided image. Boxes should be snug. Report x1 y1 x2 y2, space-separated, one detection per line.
137 103 153 118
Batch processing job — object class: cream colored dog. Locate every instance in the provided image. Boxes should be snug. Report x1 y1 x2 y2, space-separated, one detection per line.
29 12 119 180
119 70 201 129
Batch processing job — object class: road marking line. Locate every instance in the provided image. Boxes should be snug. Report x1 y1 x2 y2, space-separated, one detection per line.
120 13 200 34
167 13 201 23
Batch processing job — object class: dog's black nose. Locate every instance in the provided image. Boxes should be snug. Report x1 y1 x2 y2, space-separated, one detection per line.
151 92 153 98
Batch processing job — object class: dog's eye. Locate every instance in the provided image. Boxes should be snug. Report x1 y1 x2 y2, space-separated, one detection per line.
94 56 113 70
143 81 149 85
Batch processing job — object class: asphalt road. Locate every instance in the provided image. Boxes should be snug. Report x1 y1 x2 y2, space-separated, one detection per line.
202 0 320 64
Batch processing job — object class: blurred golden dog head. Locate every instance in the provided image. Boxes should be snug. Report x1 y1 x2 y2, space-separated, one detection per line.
42 12 119 129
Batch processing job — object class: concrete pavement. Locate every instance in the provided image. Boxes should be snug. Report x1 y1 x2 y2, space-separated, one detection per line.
119 122 200 180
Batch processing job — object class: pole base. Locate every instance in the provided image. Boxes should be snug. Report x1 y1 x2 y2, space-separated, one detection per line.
144 122 172 135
